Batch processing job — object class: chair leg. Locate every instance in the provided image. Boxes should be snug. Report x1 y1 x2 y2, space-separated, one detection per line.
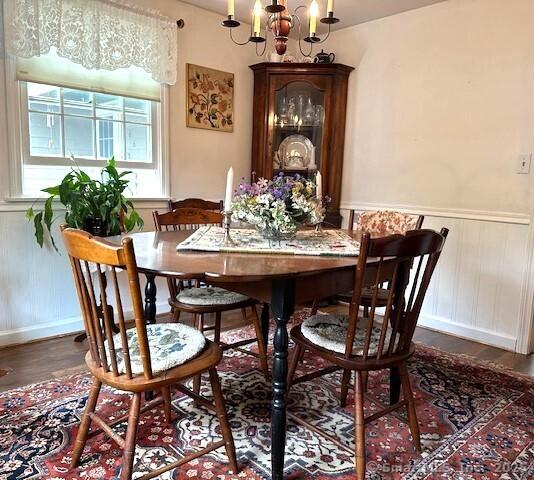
214 311 222 344
362 371 369 393
310 298 319 315
161 386 172 423
120 392 141 480
399 363 422 453
241 307 248 324
71 378 102 468
354 371 366 480
172 308 181 323
251 305 269 379
192 314 204 407
340 369 352 407
209 368 238 474
287 343 303 390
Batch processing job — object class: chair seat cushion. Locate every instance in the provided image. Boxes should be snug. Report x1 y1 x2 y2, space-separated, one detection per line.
301 313 396 356
338 287 390 302
175 286 249 306
362 287 390 301
105 323 206 375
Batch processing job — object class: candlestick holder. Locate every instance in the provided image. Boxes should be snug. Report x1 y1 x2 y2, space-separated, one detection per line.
314 197 324 235
222 211 236 247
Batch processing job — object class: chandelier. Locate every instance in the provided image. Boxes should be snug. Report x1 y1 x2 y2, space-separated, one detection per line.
222 0 339 57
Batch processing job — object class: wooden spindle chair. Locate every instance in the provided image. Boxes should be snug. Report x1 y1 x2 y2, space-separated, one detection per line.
168 197 224 212
61 226 238 480
311 210 424 315
153 208 269 385
288 228 448 480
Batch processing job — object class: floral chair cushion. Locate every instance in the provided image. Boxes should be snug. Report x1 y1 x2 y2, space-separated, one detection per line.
105 323 206 375
301 313 397 356
176 286 249 306
356 210 420 237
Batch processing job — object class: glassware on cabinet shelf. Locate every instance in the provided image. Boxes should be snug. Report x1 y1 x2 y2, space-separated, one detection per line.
304 98 315 125
314 105 324 126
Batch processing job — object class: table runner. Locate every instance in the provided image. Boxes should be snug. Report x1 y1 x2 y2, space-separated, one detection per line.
176 226 360 256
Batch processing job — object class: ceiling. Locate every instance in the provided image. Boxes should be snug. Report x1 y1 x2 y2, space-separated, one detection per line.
180 0 447 32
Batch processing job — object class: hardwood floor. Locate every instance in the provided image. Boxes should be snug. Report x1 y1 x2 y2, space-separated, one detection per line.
0 307 532 393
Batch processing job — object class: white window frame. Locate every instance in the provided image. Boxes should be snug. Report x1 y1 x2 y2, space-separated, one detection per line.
4 56 170 200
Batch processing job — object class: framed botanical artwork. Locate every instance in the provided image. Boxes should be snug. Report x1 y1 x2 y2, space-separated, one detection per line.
186 64 234 132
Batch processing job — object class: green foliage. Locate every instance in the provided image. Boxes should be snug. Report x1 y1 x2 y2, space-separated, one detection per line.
26 158 144 251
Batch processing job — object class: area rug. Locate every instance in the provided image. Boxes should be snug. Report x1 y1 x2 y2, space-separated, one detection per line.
0 311 533 479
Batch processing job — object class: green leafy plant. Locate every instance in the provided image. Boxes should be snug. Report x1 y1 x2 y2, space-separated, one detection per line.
26 158 144 251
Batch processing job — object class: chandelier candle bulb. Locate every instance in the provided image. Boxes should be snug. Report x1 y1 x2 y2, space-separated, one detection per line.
327 0 334 14
309 0 319 36
227 0 234 17
225 166 234 211
316 171 322 199
253 0 262 36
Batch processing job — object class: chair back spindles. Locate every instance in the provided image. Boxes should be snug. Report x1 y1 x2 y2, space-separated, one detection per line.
62 227 153 381
344 228 448 361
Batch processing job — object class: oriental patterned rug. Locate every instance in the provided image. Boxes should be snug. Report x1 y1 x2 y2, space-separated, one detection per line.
0 311 533 479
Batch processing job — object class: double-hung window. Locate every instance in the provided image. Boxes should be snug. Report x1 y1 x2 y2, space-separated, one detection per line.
10 50 167 198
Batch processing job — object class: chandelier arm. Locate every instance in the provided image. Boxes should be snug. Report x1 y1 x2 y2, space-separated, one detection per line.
316 23 332 44
256 39 268 57
229 27 251 46
292 12 313 58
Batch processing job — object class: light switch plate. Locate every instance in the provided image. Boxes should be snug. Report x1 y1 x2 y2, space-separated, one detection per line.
517 154 532 174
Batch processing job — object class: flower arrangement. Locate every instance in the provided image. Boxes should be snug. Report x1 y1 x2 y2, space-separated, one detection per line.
231 173 325 239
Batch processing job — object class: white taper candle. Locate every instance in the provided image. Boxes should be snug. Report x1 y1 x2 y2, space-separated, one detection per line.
224 166 234 211
228 0 235 17
327 0 334 14
316 171 322 199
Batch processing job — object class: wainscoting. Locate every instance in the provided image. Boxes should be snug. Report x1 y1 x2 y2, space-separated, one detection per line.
1 202 533 354
0 203 170 347
341 203 533 354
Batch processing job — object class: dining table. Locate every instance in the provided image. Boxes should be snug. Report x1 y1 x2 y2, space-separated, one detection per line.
113 229 389 480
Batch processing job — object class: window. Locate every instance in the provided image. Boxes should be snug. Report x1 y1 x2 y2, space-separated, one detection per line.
24 83 155 166
19 81 164 198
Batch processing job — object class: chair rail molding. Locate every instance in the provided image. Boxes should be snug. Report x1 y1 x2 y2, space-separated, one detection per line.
340 202 531 226
341 202 533 353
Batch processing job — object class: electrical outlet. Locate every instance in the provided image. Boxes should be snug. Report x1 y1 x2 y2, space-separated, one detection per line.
517 154 532 174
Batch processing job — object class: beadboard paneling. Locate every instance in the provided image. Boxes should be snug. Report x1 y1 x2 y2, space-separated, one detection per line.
0 207 169 346
342 206 531 352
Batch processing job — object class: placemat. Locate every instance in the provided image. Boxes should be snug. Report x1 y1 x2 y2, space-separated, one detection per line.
176 226 359 256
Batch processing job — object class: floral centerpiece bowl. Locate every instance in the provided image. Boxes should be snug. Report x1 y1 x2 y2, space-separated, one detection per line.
231 173 325 241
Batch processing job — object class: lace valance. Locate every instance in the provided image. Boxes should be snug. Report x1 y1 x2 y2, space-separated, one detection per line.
3 0 177 85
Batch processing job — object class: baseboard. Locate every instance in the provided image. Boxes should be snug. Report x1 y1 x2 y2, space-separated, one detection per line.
418 314 517 352
0 301 170 348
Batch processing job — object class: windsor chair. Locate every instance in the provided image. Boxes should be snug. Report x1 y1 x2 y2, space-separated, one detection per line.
288 228 448 479
153 208 269 385
62 226 237 480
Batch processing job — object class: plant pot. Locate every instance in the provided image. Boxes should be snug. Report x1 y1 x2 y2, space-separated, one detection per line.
84 217 108 237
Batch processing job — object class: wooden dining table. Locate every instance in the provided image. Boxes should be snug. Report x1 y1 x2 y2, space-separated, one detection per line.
114 229 379 480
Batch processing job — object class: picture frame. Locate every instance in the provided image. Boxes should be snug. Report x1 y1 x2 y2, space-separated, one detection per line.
186 63 234 132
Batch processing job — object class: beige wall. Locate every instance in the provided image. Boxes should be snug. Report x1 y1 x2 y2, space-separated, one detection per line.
329 0 534 214
0 0 258 344
329 0 534 352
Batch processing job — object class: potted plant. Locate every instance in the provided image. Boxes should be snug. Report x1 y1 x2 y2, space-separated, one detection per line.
26 157 144 250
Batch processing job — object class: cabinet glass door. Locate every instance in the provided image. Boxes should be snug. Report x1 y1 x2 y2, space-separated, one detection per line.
272 81 325 178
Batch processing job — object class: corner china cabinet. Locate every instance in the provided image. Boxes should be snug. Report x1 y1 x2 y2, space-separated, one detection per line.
250 62 354 226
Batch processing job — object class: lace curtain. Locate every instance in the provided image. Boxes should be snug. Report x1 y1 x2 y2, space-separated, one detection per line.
3 0 177 85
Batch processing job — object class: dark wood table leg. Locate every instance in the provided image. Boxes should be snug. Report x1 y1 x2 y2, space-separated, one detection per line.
390 366 401 405
144 273 157 324
260 302 270 347
270 279 295 480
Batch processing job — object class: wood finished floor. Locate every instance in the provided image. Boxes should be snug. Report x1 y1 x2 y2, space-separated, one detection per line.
0 306 532 393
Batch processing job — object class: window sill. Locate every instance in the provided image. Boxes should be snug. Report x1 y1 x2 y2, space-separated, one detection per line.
0 196 169 212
